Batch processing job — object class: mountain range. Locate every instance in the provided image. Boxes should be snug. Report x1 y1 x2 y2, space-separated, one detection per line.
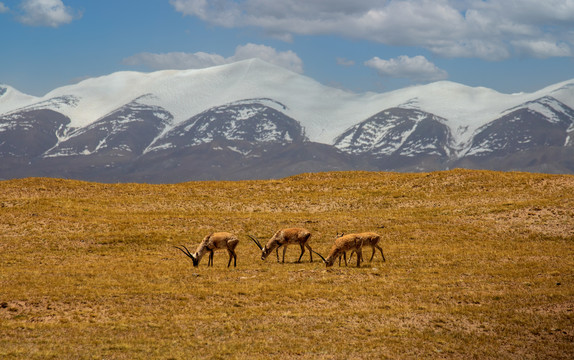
1 59 574 182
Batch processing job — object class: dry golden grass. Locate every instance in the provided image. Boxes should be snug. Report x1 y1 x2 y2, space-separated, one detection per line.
1 169 573 359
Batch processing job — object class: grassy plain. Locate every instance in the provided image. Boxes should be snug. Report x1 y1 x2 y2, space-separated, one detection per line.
0 169 573 359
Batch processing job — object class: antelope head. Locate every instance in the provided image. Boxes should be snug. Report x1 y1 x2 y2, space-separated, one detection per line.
260 244 273 260
312 249 334 267
174 245 199 267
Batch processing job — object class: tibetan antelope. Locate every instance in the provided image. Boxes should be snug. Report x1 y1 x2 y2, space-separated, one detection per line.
348 232 385 263
248 227 313 263
312 233 371 267
174 232 239 267
333 232 357 266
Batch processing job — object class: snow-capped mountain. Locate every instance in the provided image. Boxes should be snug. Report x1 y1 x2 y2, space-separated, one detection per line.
145 98 306 155
0 109 70 157
465 96 574 158
1 59 573 182
44 94 173 158
334 108 455 158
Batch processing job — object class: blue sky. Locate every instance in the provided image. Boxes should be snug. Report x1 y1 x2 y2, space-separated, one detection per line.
1 0 574 96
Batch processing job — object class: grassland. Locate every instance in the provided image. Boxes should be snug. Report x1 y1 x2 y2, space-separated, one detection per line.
1 169 573 359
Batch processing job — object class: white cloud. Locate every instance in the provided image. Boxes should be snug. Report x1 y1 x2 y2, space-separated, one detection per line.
17 0 81 27
123 43 304 73
232 43 303 73
337 58 355 67
365 55 448 82
511 39 572 58
170 0 574 60
123 52 227 70
0 2 9 13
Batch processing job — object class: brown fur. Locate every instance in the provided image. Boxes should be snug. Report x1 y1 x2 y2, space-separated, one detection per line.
348 232 385 264
323 233 366 267
261 227 313 263
193 232 240 267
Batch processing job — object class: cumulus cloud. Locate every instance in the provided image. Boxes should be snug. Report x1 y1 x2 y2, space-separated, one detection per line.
0 2 9 13
123 43 304 73
511 39 572 58
365 55 448 82
170 0 574 60
17 0 81 27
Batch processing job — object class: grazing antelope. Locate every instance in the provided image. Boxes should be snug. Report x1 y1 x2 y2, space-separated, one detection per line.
333 232 358 266
174 232 239 267
348 232 385 263
248 227 313 263
312 233 373 267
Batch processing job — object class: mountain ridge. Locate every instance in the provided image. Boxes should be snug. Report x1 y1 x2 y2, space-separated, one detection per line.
3 59 573 145
1 59 574 182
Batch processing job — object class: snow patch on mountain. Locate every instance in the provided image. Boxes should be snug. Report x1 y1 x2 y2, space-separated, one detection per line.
11 95 80 114
502 96 573 124
0 112 27 132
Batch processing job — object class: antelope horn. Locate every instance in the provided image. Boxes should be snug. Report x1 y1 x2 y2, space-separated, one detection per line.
311 249 327 263
247 234 263 250
174 245 196 261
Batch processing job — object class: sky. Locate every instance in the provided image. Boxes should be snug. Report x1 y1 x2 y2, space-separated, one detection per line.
1 0 574 97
